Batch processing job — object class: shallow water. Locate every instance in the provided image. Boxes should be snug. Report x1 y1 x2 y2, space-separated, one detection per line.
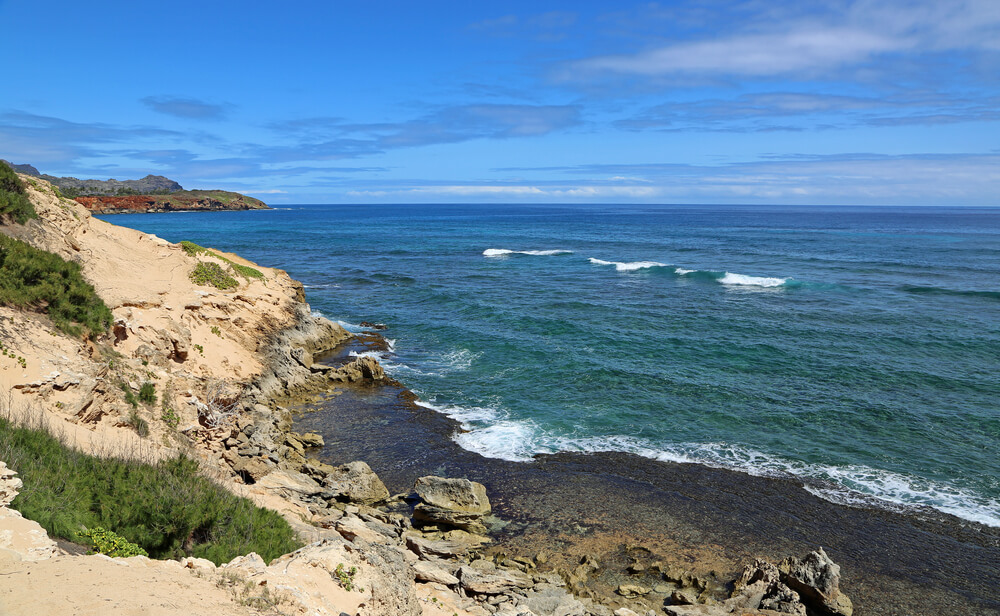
102 203 1000 527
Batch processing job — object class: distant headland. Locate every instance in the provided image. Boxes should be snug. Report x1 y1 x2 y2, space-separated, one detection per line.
2 161 269 214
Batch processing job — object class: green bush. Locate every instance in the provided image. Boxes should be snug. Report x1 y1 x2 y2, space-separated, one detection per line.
190 262 239 290
138 381 157 405
80 526 149 557
0 235 112 338
0 416 301 564
0 161 38 224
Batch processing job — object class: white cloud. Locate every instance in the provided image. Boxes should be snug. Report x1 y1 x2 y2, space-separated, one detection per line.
577 28 901 77
566 0 1000 80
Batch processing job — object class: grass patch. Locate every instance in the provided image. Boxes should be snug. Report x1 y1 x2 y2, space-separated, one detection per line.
0 161 38 224
190 262 239 290
180 240 263 282
0 235 112 338
0 415 301 564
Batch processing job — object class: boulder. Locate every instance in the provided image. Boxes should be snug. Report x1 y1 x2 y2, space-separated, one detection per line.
779 548 853 616
412 476 491 533
322 461 390 505
413 559 460 585
256 469 323 497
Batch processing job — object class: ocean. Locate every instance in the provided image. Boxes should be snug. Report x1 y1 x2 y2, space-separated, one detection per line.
100 203 1000 528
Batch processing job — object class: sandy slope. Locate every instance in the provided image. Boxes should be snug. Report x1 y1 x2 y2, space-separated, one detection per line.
0 177 485 616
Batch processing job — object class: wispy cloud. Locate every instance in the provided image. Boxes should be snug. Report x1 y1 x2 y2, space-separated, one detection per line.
482 153 1000 204
616 92 1000 131
141 96 231 120
265 103 582 161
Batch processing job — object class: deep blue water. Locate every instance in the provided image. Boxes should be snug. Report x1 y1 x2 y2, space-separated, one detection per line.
101 204 1000 526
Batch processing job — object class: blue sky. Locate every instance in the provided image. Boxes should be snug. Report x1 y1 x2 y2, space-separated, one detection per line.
1 0 997 205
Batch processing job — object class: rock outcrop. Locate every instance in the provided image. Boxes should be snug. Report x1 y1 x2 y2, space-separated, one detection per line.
413 475 493 534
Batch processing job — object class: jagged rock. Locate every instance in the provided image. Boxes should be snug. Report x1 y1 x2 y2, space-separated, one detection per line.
329 356 386 383
222 449 273 481
0 462 22 507
459 563 534 595
413 476 491 533
322 461 390 504
779 548 853 616
414 559 460 585
256 469 323 497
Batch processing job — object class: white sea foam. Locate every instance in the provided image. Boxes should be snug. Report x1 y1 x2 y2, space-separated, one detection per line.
484 248 574 257
674 268 695 275
411 400 1000 527
385 338 396 352
719 272 788 287
588 258 669 272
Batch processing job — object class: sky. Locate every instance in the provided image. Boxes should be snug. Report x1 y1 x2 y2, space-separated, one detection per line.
0 0 998 205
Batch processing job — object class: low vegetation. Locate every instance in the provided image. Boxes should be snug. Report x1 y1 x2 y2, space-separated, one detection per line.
0 161 38 224
0 235 113 338
191 262 239 290
181 240 264 283
0 416 301 564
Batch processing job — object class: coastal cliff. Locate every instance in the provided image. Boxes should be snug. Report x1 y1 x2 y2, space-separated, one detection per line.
0 173 858 616
74 190 269 214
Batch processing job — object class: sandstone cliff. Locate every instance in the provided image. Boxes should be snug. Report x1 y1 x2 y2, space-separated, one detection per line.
0 174 338 460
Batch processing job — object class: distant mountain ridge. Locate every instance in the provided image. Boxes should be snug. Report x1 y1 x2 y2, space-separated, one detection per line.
2 161 183 196
2 161 268 212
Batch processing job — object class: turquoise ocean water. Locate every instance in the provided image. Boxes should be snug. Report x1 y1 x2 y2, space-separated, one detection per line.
102 204 1000 527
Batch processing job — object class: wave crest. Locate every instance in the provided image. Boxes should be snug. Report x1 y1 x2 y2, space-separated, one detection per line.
484 248 574 257
588 257 670 272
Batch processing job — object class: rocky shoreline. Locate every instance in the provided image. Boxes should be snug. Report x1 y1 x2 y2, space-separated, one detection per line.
2 174 997 616
291 335 1000 616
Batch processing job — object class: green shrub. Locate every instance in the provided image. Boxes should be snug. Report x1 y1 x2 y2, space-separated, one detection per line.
180 241 263 281
0 417 301 564
138 381 157 405
0 235 112 338
80 526 149 557
0 161 38 224
190 262 238 290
